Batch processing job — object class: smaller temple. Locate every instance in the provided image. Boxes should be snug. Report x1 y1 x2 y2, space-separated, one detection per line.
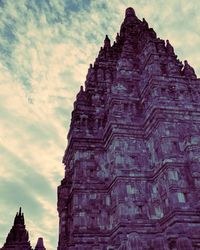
1 208 46 250
34 238 46 250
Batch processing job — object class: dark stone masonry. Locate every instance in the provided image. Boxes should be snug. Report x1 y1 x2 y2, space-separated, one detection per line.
57 7 200 250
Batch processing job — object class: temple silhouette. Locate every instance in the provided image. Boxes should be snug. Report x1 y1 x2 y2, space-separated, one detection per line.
57 7 200 250
1 208 46 250
1 6 200 250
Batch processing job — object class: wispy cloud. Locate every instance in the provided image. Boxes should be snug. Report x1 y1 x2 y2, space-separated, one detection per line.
0 0 199 249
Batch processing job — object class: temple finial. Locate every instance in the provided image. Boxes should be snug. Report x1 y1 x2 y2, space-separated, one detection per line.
182 60 197 79
19 207 22 216
104 35 110 48
125 7 135 17
142 18 149 28
166 39 174 55
35 237 46 250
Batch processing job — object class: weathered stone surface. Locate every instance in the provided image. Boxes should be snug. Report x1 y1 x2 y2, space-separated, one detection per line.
58 7 200 250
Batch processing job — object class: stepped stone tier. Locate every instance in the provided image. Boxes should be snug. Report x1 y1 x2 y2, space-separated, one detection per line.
57 7 200 250
1 208 46 250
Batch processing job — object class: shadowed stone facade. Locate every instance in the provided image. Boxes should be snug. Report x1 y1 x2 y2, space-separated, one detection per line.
57 7 200 250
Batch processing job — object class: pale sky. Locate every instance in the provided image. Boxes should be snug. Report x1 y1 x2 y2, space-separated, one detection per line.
0 1 200 249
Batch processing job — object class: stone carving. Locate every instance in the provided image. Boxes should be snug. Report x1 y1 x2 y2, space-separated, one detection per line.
153 235 169 250
97 68 104 82
126 233 147 250
176 236 194 250
166 40 174 55
157 38 166 54
182 60 197 79
167 58 181 76
105 69 112 82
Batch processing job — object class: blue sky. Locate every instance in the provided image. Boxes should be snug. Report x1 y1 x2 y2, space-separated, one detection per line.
0 0 200 249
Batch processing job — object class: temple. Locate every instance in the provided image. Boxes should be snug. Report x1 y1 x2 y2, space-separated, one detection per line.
34 238 46 250
57 7 200 250
1 208 46 250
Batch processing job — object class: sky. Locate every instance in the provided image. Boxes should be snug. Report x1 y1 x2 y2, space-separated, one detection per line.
0 0 200 249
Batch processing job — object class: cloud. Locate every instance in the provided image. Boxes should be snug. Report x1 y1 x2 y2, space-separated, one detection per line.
0 0 199 249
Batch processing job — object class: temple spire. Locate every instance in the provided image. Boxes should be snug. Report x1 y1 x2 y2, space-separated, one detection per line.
19 207 22 216
2 208 32 250
35 237 46 250
104 35 111 48
125 7 136 17
58 6 199 249
120 7 140 39
2 208 46 250
182 60 197 79
14 207 25 225
166 39 175 55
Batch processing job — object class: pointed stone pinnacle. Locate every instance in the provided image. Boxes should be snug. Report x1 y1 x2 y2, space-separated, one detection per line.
35 237 46 250
3 208 32 249
19 207 22 216
116 33 120 43
125 7 136 17
104 35 111 48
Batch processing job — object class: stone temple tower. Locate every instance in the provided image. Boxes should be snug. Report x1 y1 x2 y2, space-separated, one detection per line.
1 208 32 250
1 208 46 250
57 7 200 249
